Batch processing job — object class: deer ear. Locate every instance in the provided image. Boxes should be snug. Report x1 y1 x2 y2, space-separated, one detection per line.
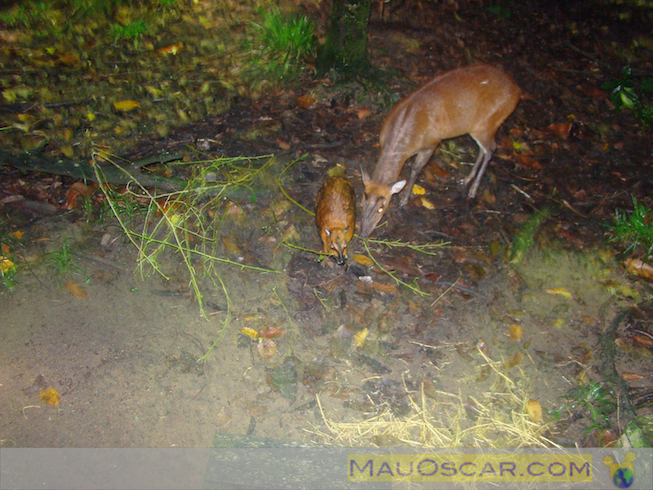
391 180 407 194
361 167 370 184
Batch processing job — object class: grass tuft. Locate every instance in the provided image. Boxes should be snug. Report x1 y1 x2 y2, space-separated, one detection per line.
246 8 316 85
607 195 653 256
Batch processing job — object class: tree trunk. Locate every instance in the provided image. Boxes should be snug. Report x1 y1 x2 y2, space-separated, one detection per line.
317 0 372 75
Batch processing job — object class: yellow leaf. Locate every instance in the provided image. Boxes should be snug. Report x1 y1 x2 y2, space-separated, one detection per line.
87 112 96 121
11 230 24 240
240 327 259 340
144 86 163 98
157 42 184 55
39 388 60 408
354 328 368 347
65 282 87 298
113 100 141 112
353 254 373 266
545 287 572 299
411 184 425 195
420 197 435 209
526 399 542 423
509 324 523 341
0 257 16 273
61 144 74 158
2 89 17 103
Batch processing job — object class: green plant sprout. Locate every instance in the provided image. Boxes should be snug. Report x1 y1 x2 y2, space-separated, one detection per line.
560 380 617 439
43 240 86 282
603 67 653 126
608 195 653 256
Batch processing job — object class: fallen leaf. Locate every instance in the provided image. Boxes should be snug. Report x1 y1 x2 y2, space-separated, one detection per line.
373 282 399 294
546 122 572 138
144 86 163 97
509 324 523 341
113 100 141 112
353 254 374 266
276 139 290 150
456 345 474 362
282 224 299 242
526 399 542 423
504 352 523 369
222 236 240 254
420 197 435 209
56 52 79 65
597 429 618 447
257 339 277 360
424 272 442 282
240 327 259 340
621 372 644 381
157 42 183 55
582 86 606 98
514 152 542 171
357 108 371 120
297 94 316 109
60 144 74 158
64 181 98 210
259 327 283 339
411 184 426 195
0 257 16 273
426 161 450 179
632 335 653 348
545 287 572 299
39 388 60 407
624 258 653 280
271 199 291 217
65 282 87 298
354 328 368 347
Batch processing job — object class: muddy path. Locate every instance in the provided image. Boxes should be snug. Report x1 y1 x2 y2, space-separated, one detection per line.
1 0 653 450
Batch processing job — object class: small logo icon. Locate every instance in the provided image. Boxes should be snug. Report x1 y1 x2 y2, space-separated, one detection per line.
603 452 636 488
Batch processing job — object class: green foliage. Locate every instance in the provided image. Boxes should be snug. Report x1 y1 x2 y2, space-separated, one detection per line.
110 18 148 41
44 240 86 281
247 8 316 84
607 195 653 256
551 380 616 439
486 1 513 19
98 187 149 224
0 1 175 39
603 66 653 126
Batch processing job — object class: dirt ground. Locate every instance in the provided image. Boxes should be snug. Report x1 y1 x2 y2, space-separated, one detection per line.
1 0 653 451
